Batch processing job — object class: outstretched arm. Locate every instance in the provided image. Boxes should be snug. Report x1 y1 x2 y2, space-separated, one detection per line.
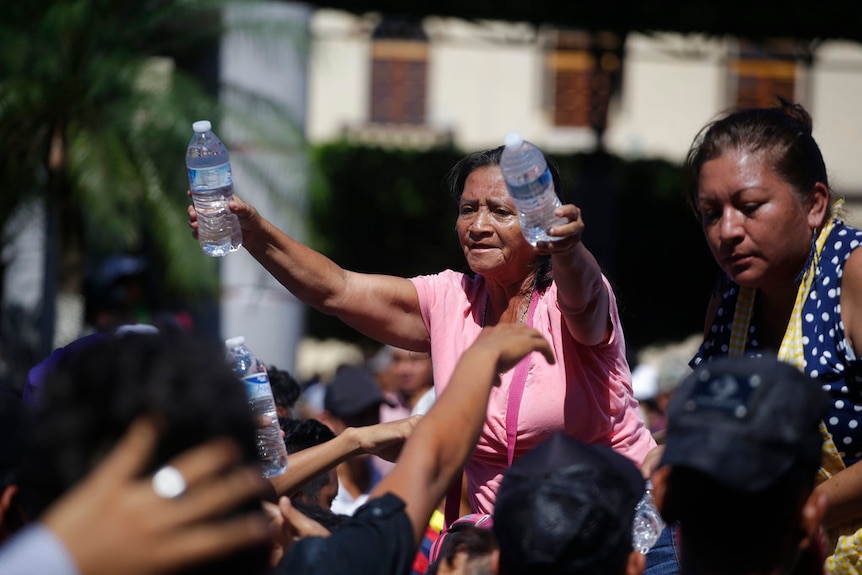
537 204 610 346
267 416 420 498
188 194 429 350
371 323 554 544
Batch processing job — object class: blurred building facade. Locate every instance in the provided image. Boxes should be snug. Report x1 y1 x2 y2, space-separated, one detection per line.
305 9 862 223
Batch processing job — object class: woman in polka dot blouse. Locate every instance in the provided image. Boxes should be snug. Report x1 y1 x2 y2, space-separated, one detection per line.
683 98 862 567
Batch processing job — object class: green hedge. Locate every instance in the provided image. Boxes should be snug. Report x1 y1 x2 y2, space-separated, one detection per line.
307 142 715 357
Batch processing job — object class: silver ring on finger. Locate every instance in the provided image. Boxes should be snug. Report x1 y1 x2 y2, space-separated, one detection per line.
152 465 187 499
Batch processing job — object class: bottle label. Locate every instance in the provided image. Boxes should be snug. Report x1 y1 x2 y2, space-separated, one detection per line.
188 163 232 191
504 168 554 206
243 373 271 399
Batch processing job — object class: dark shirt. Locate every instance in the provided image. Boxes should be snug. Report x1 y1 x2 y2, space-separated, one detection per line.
278 492 416 575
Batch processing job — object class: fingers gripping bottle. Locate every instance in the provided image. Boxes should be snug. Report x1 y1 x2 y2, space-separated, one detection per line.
186 120 242 257
499 132 567 245
225 336 288 478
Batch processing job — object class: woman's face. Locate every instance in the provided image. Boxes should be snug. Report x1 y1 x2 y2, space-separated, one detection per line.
456 165 535 282
696 149 826 291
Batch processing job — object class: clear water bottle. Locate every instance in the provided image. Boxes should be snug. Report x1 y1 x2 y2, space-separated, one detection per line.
186 120 242 257
500 132 567 246
632 480 665 554
225 336 288 478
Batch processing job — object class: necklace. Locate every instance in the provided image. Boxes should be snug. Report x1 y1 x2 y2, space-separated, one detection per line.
481 276 537 327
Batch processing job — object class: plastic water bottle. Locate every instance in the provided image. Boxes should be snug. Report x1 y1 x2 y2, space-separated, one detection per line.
632 480 665 554
225 336 288 478
186 120 242 257
500 132 567 245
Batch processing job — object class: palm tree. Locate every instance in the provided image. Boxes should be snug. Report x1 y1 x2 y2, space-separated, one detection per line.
0 0 306 392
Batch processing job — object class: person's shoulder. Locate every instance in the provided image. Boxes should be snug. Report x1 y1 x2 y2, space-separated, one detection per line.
280 494 414 575
411 269 481 305
842 247 862 293
411 269 469 284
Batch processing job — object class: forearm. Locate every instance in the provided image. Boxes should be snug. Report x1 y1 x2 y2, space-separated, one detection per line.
267 419 417 497
367 324 552 543
412 347 500 485
243 217 348 312
816 461 862 528
551 243 610 344
375 346 500 541
268 430 365 497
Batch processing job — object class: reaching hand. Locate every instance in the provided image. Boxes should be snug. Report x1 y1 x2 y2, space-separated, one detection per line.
41 416 272 575
533 203 585 254
264 496 331 566
350 414 421 456
640 445 665 479
187 192 263 243
471 322 555 375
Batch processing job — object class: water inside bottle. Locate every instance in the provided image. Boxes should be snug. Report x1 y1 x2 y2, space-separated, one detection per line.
193 186 235 257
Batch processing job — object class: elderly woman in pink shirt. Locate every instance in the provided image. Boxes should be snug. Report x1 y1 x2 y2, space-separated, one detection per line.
188 145 656 518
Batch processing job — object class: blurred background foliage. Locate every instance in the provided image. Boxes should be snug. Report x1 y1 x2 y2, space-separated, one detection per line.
0 0 228 297
0 0 305 391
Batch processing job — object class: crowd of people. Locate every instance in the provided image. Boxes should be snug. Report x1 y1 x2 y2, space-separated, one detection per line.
2 98 862 575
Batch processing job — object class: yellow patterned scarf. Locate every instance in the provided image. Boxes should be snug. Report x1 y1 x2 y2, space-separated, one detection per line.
729 205 862 572
728 215 843 482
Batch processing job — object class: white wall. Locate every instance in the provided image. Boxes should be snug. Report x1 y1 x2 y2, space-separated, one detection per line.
306 11 862 198
811 41 862 193
604 33 728 162
427 18 546 149
307 10 371 142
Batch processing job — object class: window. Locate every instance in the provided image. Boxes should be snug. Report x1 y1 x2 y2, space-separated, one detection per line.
544 30 621 134
730 40 800 109
369 18 428 126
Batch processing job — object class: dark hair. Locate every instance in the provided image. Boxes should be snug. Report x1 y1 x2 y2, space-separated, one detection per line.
446 145 564 289
662 465 814 574
427 524 498 575
281 418 337 506
268 365 302 410
18 331 270 575
290 500 350 532
494 465 635 575
282 418 336 454
683 98 834 220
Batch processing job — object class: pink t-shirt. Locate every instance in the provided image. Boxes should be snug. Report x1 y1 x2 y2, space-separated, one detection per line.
410 269 655 515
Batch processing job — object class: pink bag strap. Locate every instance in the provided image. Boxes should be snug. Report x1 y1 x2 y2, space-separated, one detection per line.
505 292 538 467
444 291 539 528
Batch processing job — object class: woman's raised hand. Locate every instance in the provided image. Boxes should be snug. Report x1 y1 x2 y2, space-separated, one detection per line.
534 203 585 253
187 192 263 243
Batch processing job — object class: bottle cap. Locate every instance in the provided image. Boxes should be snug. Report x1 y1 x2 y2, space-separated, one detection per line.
503 131 524 149
225 336 245 348
192 120 212 133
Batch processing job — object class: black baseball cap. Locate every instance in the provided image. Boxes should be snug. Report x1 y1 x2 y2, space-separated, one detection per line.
323 365 392 420
493 433 645 575
660 354 829 492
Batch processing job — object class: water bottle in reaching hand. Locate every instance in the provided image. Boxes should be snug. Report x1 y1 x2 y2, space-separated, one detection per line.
186 120 242 257
499 132 568 246
225 336 288 478
632 480 665 554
